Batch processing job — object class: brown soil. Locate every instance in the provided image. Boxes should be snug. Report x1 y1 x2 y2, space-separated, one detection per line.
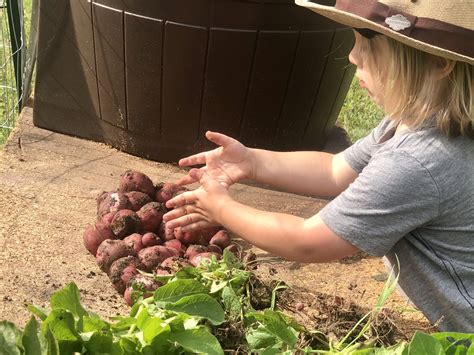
0 103 432 343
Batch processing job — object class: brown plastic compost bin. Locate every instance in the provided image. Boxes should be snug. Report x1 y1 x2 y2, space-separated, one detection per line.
33 0 355 162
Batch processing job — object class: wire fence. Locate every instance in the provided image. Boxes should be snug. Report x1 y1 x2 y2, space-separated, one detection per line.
0 0 36 145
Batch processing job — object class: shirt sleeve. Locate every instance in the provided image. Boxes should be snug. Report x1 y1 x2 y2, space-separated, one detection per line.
343 118 392 173
319 150 440 256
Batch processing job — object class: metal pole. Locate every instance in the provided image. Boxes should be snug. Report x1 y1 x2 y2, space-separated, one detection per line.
6 0 25 112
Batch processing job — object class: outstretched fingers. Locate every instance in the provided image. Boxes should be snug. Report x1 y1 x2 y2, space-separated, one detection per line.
205 131 237 148
165 190 197 209
164 211 208 230
176 167 203 186
178 152 207 167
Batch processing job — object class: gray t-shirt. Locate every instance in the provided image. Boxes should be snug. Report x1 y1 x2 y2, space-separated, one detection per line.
319 118 474 331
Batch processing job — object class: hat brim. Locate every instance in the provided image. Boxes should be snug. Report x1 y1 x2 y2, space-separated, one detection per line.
295 0 473 65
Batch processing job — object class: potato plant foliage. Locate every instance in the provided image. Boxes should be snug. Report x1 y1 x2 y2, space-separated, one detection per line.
1 249 474 354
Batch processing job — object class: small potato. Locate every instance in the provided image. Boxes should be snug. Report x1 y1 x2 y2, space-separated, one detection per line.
154 182 186 203
111 209 142 239
184 245 208 259
123 233 144 254
209 230 231 249
125 191 152 212
96 239 136 273
160 256 190 273
158 221 175 241
224 244 240 257
142 232 162 247
189 252 221 267
124 274 162 306
97 191 130 219
137 202 166 233
83 224 111 256
164 239 185 256
138 245 180 271
207 244 222 255
175 230 207 246
154 268 171 276
109 256 143 294
119 170 155 197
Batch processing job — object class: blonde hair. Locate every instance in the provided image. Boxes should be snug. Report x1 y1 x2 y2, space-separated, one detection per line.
363 35 473 138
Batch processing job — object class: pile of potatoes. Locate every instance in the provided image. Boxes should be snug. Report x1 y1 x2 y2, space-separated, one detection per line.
83 170 238 305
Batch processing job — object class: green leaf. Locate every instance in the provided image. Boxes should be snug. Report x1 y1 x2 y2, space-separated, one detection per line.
432 333 474 355
221 285 242 318
165 293 225 325
44 326 60 355
222 249 241 269
27 304 49 321
0 321 22 355
174 266 201 280
81 315 111 333
110 316 136 331
42 309 82 354
408 331 445 355
22 316 48 355
246 326 279 350
135 308 170 344
154 279 208 304
247 310 298 348
169 327 224 355
81 330 113 354
50 283 87 319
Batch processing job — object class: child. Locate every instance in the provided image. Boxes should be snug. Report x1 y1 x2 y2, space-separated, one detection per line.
163 0 473 332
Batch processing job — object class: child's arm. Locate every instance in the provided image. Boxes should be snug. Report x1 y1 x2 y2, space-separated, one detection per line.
251 149 358 198
177 131 358 198
164 170 359 262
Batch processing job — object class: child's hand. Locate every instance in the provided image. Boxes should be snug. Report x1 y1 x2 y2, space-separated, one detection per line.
163 169 232 232
176 131 255 188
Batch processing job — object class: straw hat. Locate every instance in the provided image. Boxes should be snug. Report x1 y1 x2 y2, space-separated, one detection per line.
295 0 474 65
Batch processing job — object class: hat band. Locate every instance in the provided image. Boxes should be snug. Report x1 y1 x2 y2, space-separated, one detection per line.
335 0 474 59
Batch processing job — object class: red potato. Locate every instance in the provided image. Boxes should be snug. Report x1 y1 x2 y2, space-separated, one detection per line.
124 191 152 212
154 267 171 276
83 224 112 256
224 243 240 256
123 233 144 254
111 209 142 239
175 230 207 246
142 232 162 247
207 244 222 255
109 256 143 294
154 182 187 203
209 230 231 249
138 245 180 271
164 239 185 256
119 170 155 198
96 239 136 273
123 274 162 306
160 256 191 273
201 226 222 243
137 202 166 233
184 245 208 259
94 212 116 240
158 222 175 241
96 191 130 219
189 252 221 267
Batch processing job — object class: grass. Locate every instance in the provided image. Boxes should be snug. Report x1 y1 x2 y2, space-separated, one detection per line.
0 0 32 145
337 76 385 143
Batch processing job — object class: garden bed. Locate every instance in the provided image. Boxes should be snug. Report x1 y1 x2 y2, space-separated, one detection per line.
0 101 431 350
